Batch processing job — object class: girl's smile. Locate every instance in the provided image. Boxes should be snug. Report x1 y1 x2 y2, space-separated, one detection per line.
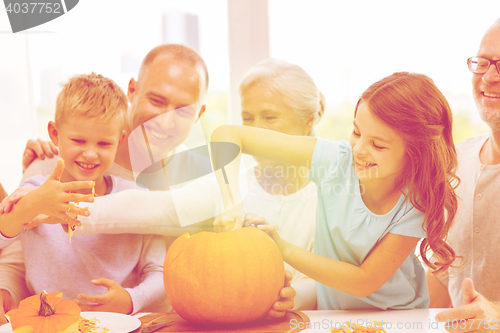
354 158 376 168
349 102 406 187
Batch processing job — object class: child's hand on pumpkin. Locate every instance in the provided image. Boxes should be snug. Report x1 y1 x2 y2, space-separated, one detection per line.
213 203 244 232
0 289 16 325
74 278 133 315
266 270 295 320
243 213 284 251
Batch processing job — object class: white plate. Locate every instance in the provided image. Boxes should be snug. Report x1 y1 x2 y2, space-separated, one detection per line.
0 311 141 333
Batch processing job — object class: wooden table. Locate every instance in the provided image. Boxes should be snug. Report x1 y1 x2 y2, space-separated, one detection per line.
302 308 449 332
135 308 451 333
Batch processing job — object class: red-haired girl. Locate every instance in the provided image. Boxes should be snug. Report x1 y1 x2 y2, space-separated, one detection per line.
211 72 459 310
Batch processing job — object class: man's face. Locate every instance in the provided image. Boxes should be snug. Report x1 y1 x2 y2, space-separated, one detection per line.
127 56 205 159
473 23 500 131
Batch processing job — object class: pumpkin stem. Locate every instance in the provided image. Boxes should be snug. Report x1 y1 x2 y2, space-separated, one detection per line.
38 290 56 316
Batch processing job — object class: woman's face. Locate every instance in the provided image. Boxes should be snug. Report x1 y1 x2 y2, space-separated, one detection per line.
241 84 313 169
241 84 312 136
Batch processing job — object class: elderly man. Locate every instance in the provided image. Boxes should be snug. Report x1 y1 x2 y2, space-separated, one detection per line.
0 44 295 323
428 19 500 332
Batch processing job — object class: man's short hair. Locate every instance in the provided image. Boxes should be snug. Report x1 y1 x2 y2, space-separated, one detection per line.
138 44 209 99
55 72 128 129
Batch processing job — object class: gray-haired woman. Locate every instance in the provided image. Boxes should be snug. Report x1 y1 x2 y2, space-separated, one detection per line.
238 58 325 310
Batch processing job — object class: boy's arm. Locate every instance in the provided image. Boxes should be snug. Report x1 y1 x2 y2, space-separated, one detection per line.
124 235 167 314
0 191 40 239
0 240 30 305
73 235 167 315
0 162 93 239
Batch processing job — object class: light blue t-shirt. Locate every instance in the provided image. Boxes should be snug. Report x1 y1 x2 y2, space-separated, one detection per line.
309 138 429 310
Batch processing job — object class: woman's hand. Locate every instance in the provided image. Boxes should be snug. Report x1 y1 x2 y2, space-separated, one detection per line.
213 203 245 232
74 278 133 315
266 270 296 320
22 138 58 172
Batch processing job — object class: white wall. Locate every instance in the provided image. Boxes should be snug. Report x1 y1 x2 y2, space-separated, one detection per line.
0 9 37 193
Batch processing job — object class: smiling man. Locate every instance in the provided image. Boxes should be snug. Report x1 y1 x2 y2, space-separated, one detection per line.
429 19 500 332
22 44 208 184
0 45 211 321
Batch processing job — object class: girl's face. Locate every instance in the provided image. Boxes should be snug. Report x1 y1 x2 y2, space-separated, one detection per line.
349 102 407 186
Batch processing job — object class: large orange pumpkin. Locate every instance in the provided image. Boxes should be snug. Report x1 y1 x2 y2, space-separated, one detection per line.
6 291 81 333
164 227 285 324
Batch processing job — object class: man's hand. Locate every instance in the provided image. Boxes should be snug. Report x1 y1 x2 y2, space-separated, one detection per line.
23 214 76 230
436 278 500 332
266 270 295 320
0 289 16 325
74 278 133 315
22 139 58 172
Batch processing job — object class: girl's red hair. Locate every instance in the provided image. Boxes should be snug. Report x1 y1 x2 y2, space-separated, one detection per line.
355 72 460 275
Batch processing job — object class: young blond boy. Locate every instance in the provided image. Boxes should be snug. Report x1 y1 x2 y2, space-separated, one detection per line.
0 73 166 314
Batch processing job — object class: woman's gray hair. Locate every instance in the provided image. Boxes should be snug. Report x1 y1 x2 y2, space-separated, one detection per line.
239 58 325 136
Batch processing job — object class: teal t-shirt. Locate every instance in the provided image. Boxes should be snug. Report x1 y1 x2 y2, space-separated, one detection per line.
309 138 429 310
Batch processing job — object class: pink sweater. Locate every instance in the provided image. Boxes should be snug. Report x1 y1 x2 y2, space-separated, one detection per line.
0 175 167 314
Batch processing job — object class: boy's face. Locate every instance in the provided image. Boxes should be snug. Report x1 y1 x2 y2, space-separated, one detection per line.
49 117 125 182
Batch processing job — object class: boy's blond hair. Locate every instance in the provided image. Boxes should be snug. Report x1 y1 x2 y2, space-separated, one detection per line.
55 73 128 128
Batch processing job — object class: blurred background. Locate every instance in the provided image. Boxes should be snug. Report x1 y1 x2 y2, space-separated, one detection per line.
1 0 499 193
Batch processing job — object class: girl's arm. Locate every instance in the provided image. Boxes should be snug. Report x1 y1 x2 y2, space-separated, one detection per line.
211 125 317 168
247 215 420 298
0 240 30 305
211 125 317 230
426 269 452 308
0 197 40 238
